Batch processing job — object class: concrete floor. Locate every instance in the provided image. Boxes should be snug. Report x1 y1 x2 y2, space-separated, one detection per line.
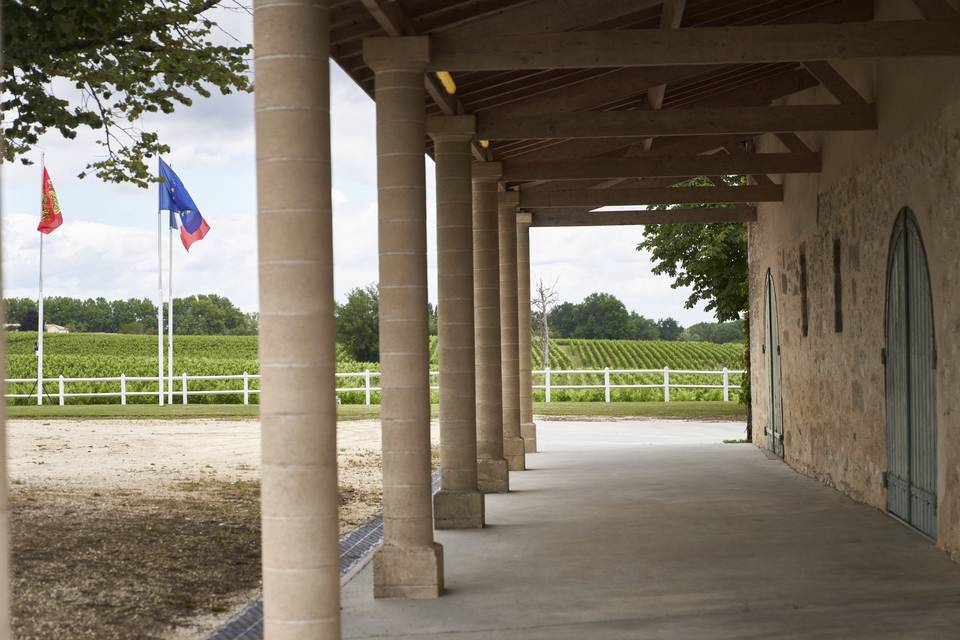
342 420 960 639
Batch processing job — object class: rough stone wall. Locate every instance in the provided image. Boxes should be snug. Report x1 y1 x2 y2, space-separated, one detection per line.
749 2 960 558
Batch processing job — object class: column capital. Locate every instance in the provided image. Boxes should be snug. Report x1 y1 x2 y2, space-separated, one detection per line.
427 115 476 142
516 211 533 226
363 36 430 72
472 161 502 183
498 190 520 208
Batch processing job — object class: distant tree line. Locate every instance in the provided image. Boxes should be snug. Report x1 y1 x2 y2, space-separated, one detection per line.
540 292 742 343
5 294 258 336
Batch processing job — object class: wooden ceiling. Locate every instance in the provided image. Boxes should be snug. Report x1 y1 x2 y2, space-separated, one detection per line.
327 0 960 225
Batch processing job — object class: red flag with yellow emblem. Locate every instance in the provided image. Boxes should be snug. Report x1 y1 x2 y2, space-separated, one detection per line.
38 167 64 234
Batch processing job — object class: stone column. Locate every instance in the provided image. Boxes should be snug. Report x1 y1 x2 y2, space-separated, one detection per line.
516 211 538 453
499 191 526 470
254 0 340 636
427 115 485 529
363 36 443 599
473 163 510 493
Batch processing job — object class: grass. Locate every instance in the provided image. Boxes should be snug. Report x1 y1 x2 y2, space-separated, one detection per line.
6 401 744 421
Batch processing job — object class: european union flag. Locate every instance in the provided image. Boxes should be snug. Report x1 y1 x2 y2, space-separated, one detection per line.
159 158 210 251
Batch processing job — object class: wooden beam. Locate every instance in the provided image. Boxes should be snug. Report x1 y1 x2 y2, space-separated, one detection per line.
520 184 782 208
803 62 868 104
477 104 875 140
428 21 960 71
503 152 821 181
775 132 813 154
532 206 757 226
439 0 664 38
911 0 960 19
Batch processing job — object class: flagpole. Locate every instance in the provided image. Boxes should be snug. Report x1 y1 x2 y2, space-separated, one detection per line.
168 224 174 405
157 206 164 406
37 153 45 406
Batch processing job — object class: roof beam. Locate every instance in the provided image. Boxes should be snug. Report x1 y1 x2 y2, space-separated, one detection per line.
532 206 757 227
520 184 782 208
503 152 820 181
911 0 960 18
428 21 960 71
803 61 868 104
477 104 876 140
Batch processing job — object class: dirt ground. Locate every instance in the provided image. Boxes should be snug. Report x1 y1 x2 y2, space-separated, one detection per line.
7 418 438 640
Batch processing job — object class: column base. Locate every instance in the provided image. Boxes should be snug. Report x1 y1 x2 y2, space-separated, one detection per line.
477 457 509 493
433 489 485 529
503 435 526 470
373 542 444 599
521 421 538 453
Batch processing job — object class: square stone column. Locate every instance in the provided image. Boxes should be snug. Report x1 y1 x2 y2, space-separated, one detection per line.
254 0 340 636
364 36 443 599
516 211 538 453
428 115 485 529
473 162 510 493
499 190 526 470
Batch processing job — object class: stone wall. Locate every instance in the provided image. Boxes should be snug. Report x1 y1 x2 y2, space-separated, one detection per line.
749 0 960 558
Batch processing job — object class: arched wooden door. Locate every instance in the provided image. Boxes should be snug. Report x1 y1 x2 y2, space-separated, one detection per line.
884 209 937 539
763 270 784 458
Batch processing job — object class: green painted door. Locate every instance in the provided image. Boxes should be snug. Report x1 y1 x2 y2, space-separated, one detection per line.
885 209 937 539
764 270 784 458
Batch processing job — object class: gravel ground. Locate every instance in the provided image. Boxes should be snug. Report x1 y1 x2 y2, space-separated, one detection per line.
7 419 438 640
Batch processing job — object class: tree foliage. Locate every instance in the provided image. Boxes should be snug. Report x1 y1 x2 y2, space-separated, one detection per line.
335 285 379 363
683 320 744 344
637 178 748 322
2 0 252 186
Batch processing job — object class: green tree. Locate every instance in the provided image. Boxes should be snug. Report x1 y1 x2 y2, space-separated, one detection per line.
336 285 379 363
573 292 632 339
627 312 660 340
683 320 744 344
547 302 579 339
18 308 39 332
656 317 683 341
4 298 37 324
2 1 251 186
174 294 254 335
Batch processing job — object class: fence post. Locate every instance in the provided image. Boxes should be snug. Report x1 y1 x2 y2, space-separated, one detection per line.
58 375 65 406
663 366 670 402
182 373 188 405
243 372 250 405
120 374 127 405
545 366 552 403
722 367 730 402
603 367 611 403
364 369 371 405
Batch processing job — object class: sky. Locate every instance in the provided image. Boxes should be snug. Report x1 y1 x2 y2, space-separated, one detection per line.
0 10 716 327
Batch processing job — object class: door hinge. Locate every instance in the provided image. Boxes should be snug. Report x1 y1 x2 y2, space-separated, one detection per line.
933 347 938 369
881 471 888 489
761 344 766 354
881 347 886 365
764 426 771 436
776 345 781 355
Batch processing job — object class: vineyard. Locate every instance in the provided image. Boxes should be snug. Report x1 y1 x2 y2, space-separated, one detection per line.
5 333 745 405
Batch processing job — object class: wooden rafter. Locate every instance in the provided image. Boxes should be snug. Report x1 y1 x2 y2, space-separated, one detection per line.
520 184 782 208
428 21 960 71
532 206 758 227
803 61 868 104
476 104 876 140
502 152 821 181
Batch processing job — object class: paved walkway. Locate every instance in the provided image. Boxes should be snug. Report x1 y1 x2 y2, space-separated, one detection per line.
342 420 960 639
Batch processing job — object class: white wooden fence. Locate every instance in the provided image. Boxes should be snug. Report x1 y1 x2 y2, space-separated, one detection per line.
4 367 745 406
